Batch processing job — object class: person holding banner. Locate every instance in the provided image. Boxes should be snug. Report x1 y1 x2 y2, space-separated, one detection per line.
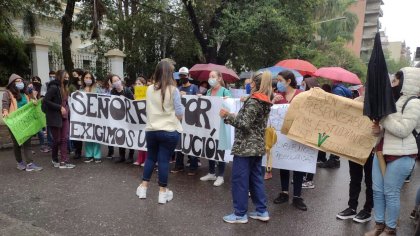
2 74 43 171
220 71 272 223
79 72 102 163
43 70 75 169
136 60 184 204
272 70 308 211
172 67 200 176
133 76 148 166
109 74 135 164
200 70 232 187
365 67 420 236
69 68 84 160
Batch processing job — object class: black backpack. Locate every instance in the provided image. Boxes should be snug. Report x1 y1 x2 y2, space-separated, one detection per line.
402 96 420 158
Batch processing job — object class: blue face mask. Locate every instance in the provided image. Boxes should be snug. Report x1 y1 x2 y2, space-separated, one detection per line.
277 81 287 92
245 83 251 94
16 82 24 91
27 87 33 94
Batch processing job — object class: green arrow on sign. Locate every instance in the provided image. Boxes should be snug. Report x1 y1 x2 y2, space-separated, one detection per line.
317 132 330 147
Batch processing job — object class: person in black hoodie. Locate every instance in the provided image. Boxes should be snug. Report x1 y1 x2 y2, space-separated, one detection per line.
109 74 135 163
43 70 75 169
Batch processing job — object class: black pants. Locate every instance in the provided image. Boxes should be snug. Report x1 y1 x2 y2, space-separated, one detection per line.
119 148 134 159
73 140 83 156
348 153 374 212
9 129 32 164
280 169 305 197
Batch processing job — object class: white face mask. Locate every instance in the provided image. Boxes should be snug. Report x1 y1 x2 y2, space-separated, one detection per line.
112 80 122 89
208 78 217 87
199 86 207 93
84 79 92 86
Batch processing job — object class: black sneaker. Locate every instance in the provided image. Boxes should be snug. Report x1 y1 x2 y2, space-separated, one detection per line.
170 166 184 173
125 157 134 164
84 157 94 163
292 197 307 211
410 209 417 219
317 158 340 169
336 208 357 220
273 192 289 204
74 153 82 160
353 209 371 223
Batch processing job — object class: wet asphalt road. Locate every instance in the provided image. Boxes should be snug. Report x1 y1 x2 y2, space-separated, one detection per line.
0 146 418 236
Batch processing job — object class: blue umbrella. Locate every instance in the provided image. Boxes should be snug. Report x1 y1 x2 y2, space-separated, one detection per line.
258 66 302 78
258 66 303 85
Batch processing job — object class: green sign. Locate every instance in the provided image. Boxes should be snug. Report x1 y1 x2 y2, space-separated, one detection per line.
4 100 46 145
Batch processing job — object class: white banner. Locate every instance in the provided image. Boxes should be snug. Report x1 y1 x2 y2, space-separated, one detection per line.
69 92 233 162
69 92 318 169
262 104 318 173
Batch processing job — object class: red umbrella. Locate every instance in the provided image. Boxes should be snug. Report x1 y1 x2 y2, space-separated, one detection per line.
275 59 317 76
189 63 239 83
314 67 362 85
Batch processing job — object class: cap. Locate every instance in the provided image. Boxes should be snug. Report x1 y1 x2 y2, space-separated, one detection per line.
179 67 189 75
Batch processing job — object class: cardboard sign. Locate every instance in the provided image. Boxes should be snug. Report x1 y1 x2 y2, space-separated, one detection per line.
134 86 148 100
281 88 376 165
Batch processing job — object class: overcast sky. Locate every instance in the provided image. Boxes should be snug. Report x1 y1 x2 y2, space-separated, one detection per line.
381 0 419 60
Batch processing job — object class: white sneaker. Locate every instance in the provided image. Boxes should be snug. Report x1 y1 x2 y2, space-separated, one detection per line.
213 176 224 187
136 185 147 199
158 189 173 204
200 173 217 181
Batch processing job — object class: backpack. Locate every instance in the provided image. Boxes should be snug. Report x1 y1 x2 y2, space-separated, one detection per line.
265 125 278 172
402 96 420 158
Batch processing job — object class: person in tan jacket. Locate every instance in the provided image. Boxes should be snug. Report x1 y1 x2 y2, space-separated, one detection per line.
2 74 43 171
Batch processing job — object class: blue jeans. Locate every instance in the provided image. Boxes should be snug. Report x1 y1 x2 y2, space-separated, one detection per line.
232 155 267 217
37 130 45 146
372 155 415 228
142 131 180 187
209 160 225 176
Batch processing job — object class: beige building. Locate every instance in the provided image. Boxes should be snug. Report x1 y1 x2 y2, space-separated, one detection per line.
385 41 412 62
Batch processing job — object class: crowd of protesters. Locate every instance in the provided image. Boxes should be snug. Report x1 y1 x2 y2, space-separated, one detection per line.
2 61 419 235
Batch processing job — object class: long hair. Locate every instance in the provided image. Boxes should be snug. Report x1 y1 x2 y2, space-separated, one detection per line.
252 71 272 98
56 70 69 98
81 71 96 92
278 70 297 89
212 70 226 87
152 60 176 111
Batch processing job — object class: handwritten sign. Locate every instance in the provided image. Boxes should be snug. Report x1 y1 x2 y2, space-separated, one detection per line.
281 88 376 165
262 104 318 173
134 86 148 100
4 101 46 145
230 89 248 98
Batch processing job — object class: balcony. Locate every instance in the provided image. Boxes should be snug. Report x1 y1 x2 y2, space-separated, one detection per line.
365 8 383 17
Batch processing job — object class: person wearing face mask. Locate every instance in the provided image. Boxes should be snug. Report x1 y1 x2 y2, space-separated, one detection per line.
30 76 51 153
2 74 43 171
271 71 308 211
69 69 84 159
244 78 252 94
44 70 75 169
171 67 200 176
80 72 102 163
110 75 136 164
199 70 232 187
198 81 210 95
391 71 403 102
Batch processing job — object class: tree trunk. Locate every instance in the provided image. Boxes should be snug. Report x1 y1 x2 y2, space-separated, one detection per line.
182 0 228 64
117 0 124 50
62 0 77 72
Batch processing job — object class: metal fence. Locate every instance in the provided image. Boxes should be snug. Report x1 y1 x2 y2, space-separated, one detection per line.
48 53 111 80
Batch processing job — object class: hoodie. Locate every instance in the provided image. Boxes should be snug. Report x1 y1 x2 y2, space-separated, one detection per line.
224 92 273 156
381 67 420 156
2 74 25 113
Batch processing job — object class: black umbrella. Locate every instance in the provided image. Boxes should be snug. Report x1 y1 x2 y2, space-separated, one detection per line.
363 32 396 121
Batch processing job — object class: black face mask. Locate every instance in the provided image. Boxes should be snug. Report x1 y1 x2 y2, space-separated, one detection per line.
392 86 401 101
181 78 189 84
63 80 69 86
